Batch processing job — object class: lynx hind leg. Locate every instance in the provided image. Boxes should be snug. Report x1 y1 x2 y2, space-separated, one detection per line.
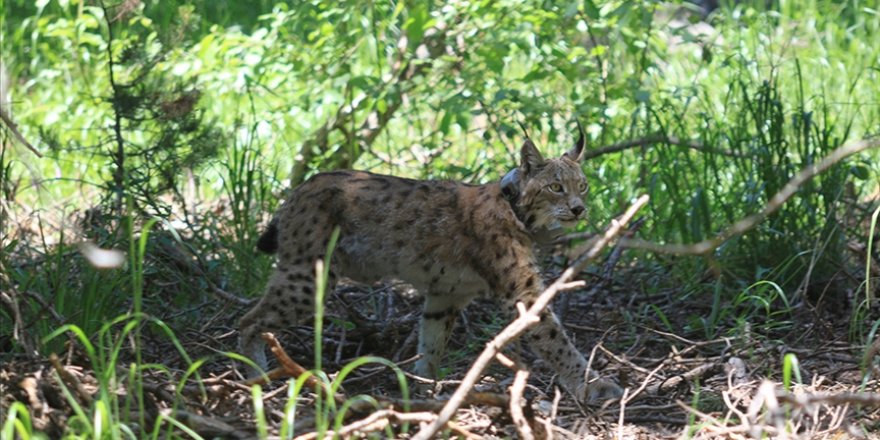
414 293 474 378
238 257 325 374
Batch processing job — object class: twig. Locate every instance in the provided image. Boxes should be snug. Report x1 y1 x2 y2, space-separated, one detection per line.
346 392 511 414
556 217 645 320
0 109 42 157
161 408 249 439
581 134 740 161
412 195 650 440
645 363 720 396
0 289 30 353
293 410 477 440
621 360 667 404
258 332 320 391
621 137 880 255
617 387 630 439
510 369 534 440
582 217 646 295
49 353 93 406
776 390 880 407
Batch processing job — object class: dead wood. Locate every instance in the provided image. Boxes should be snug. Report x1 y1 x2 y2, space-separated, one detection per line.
776 390 880 407
0 108 42 157
48 353 93 406
620 137 880 256
161 408 250 439
581 134 740 161
509 368 535 440
292 409 478 440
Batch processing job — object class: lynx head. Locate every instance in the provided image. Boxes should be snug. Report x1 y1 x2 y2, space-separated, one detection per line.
501 127 588 232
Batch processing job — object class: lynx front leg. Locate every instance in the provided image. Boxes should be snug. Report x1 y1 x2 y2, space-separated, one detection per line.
414 294 473 378
524 307 622 401
491 255 621 402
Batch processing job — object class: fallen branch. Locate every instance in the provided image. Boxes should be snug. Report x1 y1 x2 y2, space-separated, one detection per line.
620 137 880 255
161 408 249 439
557 217 645 321
581 217 646 296
293 410 478 440
581 134 738 161
0 110 42 157
49 353 93 406
241 332 330 400
509 369 534 440
644 363 720 397
776 390 880 407
0 290 35 356
259 332 320 391
412 194 649 440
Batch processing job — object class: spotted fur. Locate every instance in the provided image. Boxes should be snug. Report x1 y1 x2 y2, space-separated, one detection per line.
239 134 621 402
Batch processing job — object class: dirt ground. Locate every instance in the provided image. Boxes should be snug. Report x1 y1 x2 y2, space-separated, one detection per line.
3 255 880 440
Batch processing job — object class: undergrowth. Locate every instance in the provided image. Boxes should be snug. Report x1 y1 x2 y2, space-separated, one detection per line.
2 0 879 438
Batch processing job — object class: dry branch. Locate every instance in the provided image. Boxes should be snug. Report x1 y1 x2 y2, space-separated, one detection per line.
412 194 650 440
293 410 478 440
0 290 33 355
0 109 42 157
509 369 534 440
620 137 880 255
776 390 880 407
162 409 249 439
49 353 93 406
240 332 336 402
259 332 320 391
581 134 738 161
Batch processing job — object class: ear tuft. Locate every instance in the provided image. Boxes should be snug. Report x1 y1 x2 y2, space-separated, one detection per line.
563 120 586 162
520 139 545 175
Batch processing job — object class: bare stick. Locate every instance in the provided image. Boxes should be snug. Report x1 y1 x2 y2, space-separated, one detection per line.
510 369 534 440
293 410 479 440
581 134 739 161
617 388 630 439
620 137 880 255
260 332 320 391
0 110 42 157
49 353 93 406
776 390 880 407
413 195 649 440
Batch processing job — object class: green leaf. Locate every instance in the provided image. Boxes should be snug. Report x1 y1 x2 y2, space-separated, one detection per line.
404 4 432 47
851 164 870 180
583 0 601 19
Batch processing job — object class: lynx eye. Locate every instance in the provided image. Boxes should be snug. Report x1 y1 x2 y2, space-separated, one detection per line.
579 182 588 193
548 183 563 193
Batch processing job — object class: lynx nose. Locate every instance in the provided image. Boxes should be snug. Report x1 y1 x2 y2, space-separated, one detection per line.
571 205 585 217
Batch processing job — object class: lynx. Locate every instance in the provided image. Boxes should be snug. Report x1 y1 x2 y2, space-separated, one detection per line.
239 129 621 402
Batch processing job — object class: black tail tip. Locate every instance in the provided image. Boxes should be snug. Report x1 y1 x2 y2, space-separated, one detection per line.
256 220 279 254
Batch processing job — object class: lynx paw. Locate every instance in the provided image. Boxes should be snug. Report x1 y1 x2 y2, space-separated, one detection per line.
579 377 623 403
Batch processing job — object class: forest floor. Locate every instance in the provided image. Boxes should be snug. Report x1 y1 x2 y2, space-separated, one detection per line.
3 255 879 439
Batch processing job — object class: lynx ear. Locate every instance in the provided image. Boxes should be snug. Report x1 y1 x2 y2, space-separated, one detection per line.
500 168 520 201
520 139 545 176
563 120 586 162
